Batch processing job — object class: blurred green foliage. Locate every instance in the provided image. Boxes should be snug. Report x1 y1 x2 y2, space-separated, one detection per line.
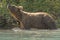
0 0 60 29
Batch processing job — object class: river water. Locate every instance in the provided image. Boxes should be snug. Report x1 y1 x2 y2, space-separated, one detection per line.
0 28 60 40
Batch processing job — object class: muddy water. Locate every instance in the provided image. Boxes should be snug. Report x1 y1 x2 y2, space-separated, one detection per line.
0 28 60 40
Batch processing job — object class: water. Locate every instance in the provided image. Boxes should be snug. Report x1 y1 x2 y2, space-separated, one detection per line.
0 28 60 40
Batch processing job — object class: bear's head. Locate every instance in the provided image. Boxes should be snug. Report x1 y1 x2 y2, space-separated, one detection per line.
8 4 23 14
7 5 23 21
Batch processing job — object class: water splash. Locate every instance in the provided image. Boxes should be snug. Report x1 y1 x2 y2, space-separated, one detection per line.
12 27 22 32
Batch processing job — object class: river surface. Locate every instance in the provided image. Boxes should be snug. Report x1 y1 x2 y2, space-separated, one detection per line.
0 28 60 40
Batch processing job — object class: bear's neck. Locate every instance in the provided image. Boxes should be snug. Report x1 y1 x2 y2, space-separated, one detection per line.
14 10 28 22
16 10 22 21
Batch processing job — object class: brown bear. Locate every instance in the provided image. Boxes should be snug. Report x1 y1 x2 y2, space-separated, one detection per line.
7 4 57 30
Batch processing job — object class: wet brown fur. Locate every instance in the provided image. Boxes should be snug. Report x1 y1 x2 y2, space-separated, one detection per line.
8 5 57 30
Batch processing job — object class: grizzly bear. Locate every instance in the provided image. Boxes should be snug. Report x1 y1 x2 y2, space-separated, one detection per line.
7 4 57 30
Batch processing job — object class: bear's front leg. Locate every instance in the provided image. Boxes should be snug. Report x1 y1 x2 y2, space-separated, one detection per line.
20 21 25 29
23 20 31 30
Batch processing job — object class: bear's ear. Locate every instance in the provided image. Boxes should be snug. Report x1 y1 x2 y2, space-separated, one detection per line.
17 6 23 10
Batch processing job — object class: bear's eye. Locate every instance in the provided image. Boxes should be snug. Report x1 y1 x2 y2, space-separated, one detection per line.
17 8 20 11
